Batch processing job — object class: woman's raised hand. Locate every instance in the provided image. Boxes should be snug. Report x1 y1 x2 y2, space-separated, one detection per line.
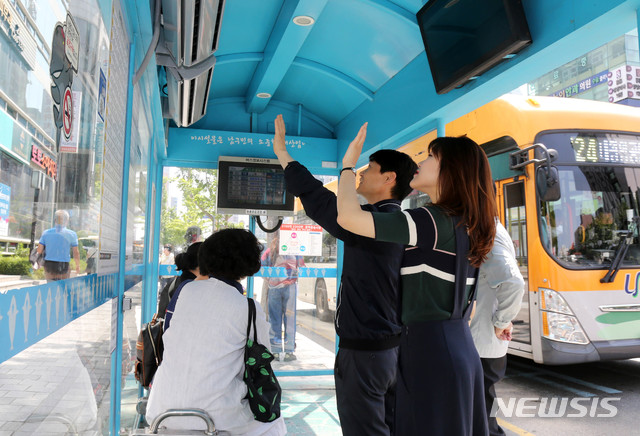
342 122 368 168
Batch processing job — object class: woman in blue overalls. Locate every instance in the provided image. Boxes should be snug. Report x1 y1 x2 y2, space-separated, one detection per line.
337 128 495 435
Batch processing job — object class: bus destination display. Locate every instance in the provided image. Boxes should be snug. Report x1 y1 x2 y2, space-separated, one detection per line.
570 133 640 164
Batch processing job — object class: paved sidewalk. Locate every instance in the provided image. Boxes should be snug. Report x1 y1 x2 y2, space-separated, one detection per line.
280 376 340 435
0 281 342 435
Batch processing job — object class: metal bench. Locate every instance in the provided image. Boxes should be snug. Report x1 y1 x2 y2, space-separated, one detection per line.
129 408 229 435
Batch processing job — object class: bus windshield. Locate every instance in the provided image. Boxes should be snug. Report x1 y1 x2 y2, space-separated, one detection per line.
539 164 640 268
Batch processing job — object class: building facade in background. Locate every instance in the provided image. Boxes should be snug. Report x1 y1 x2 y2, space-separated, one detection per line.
528 30 640 106
0 0 109 253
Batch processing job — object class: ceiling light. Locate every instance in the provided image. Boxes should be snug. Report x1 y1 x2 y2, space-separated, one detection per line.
256 92 271 98
293 16 314 26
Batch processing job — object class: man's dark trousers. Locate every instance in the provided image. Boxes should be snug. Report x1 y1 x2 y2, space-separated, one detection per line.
481 355 507 436
335 347 398 436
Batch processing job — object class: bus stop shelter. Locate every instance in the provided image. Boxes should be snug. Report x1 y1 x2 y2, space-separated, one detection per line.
0 0 639 434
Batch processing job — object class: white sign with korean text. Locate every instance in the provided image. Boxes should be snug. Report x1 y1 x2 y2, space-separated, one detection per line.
279 224 323 256
65 13 80 72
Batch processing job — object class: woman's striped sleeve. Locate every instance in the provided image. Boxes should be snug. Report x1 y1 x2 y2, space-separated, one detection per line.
373 210 418 245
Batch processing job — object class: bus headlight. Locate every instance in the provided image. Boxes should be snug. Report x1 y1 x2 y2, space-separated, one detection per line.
540 288 572 314
539 288 590 345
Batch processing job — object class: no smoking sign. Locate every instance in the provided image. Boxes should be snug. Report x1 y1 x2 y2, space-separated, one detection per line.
62 87 73 141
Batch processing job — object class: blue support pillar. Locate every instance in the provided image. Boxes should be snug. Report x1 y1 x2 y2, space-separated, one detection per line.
142 154 159 323
247 216 256 298
150 160 164 316
335 238 344 355
110 39 136 435
436 118 446 137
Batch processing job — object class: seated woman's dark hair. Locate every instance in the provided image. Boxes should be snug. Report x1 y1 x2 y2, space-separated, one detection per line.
198 229 263 281
174 241 202 272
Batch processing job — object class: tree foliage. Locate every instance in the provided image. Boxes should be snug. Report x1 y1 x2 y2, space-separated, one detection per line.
160 169 242 249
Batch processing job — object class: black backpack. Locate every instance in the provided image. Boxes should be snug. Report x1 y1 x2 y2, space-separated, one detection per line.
243 298 282 422
134 315 164 388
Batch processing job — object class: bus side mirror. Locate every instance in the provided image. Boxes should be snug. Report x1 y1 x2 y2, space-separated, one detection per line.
536 165 560 202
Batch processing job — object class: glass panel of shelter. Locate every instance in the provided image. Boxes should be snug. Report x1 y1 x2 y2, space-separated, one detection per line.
159 168 338 373
253 215 337 373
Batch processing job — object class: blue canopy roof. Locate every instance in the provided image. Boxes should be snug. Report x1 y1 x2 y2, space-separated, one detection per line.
145 0 640 171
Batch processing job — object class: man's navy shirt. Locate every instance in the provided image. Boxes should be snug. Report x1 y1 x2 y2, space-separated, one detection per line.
284 161 404 347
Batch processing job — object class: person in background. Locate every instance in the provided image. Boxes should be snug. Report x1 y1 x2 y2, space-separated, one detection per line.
37 210 80 282
184 226 202 249
336 127 494 436
271 114 417 435
261 236 304 362
470 221 524 436
158 241 203 326
159 244 175 288
146 229 286 435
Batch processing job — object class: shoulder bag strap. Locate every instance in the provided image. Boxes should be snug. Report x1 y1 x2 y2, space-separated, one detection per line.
247 298 258 342
451 216 480 320
246 298 254 340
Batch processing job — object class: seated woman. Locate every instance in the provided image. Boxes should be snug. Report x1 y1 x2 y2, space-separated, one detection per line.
163 241 203 330
146 229 287 435
157 241 202 322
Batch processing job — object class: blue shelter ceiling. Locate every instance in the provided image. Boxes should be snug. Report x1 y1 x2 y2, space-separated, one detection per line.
158 0 640 169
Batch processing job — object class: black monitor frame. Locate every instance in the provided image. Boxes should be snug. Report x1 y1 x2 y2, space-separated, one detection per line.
417 0 532 94
216 156 295 216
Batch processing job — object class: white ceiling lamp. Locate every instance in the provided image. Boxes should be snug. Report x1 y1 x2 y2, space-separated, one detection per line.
293 15 315 26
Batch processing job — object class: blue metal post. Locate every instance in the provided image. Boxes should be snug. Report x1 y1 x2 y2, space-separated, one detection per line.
150 161 164 314
247 216 256 298
142 152 158 323
437 118 446 137
335 238 344 355
110 40 136 435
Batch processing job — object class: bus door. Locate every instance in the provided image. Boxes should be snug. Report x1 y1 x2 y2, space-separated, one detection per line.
496 178 532 351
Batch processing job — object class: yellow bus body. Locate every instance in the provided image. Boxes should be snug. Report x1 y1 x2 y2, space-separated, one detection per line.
401 95 640 364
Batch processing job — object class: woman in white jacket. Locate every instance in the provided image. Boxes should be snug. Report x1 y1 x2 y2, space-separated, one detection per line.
147 229 287 435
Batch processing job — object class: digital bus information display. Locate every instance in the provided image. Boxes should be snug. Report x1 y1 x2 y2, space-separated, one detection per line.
571 133 640 164
217 156 295 216
226 165 286 205
537 131 640 165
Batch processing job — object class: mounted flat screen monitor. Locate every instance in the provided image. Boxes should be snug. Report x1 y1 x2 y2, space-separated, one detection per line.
217 156 295 216
417 0 532 94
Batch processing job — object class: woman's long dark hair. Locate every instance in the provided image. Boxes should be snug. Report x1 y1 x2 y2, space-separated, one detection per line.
429 136 497 267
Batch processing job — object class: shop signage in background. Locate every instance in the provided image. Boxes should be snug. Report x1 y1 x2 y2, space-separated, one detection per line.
0 183 10 237
60 91 82 153
97 68 106 122
550 70 609 98
64 13 80 72
0 109 32 164
279 224 323 256
13 124 30 160
0 0 36 70
49 13 80 151
0 109 12 153
31 144 57 179
608 65 640 103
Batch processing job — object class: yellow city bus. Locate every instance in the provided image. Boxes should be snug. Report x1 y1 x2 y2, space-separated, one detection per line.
400 95 640 364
